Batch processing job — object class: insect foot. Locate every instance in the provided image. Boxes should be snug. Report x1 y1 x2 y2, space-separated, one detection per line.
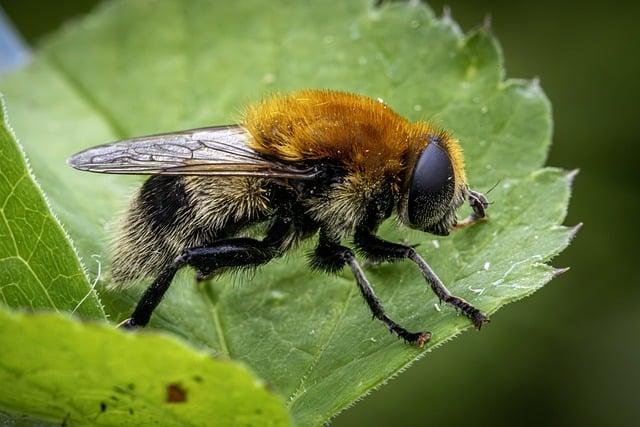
469 309 490 330
117 318 138 329
413 331 432 348
392 326 431 348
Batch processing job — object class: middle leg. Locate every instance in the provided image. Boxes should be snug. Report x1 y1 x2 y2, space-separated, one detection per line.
312 232 431 348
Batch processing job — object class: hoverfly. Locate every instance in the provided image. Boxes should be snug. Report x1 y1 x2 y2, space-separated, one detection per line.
69 90 489 347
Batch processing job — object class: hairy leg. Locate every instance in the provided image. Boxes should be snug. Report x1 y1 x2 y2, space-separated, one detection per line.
119 207 298 328
354 229 489 329
120 237 278 328
312 232 430 348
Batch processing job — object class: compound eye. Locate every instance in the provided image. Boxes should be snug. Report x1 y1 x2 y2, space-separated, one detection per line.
407 142 455 226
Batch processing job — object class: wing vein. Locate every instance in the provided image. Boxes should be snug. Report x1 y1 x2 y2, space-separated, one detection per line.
68 125 317 180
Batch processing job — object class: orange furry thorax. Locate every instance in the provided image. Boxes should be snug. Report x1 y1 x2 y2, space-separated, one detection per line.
243 89 466 185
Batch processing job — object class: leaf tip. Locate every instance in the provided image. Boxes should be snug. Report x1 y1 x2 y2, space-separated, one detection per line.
442 5 452 20
569 222 583 240
482 13 493 32
552 267 571 278
565 168 580 185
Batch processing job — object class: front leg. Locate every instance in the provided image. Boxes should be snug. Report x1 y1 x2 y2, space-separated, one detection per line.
354 229 489 329
454 188 490 229
311 232 430 348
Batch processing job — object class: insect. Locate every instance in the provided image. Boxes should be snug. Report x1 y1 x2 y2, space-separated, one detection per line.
68 90 490 348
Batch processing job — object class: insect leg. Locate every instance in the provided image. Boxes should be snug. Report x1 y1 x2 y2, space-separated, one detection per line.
407 249 489 329
312 233 430 348
354 229 489 329
120 238 278 329
454 189 490 229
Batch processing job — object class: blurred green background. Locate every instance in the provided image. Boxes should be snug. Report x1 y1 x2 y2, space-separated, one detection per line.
1 0 638 426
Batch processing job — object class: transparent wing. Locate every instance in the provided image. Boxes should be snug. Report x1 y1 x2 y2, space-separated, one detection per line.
67 125 317 179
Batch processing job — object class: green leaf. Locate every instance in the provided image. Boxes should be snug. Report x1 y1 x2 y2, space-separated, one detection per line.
0 0 577 425
0 95 103 318
0 307 290 426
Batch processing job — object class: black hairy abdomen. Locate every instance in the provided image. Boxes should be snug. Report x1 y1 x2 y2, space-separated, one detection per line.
138 175 191 233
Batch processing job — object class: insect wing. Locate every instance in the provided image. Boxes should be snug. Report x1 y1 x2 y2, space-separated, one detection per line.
67 125 316 179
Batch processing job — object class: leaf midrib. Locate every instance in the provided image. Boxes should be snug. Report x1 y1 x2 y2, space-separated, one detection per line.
287 283 356 406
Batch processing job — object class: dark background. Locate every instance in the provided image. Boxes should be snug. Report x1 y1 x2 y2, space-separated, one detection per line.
2 1 639 426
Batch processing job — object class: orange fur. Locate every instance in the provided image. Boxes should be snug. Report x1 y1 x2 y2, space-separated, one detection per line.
243 90 467 187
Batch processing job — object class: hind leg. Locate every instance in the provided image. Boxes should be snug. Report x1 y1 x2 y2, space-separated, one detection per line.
311 231 430 348
120 238 277 328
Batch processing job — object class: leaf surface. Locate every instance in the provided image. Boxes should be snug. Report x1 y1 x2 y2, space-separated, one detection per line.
0 96 103 317
0 308 290 426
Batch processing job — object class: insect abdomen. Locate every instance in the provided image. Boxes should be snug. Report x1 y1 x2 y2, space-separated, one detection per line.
111 175 274 285
111 176 191 284
139 176 192 232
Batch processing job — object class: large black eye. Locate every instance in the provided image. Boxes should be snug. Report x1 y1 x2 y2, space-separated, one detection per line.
407 142 455 227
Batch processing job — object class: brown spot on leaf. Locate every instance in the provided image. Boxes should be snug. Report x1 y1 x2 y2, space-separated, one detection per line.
166 383 187 403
